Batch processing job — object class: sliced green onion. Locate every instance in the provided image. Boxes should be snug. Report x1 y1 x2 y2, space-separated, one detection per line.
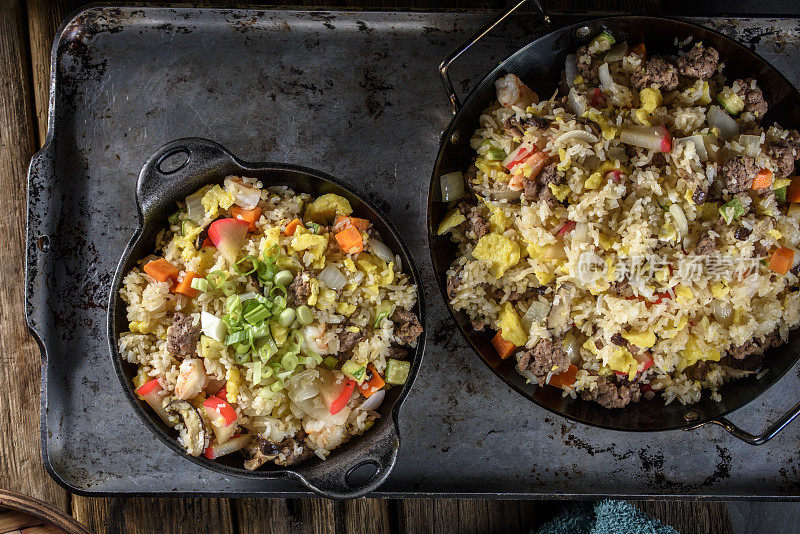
278 308 296 327
253 361 262 385
206 271 228 290
260 388 276 400
233 350 250 364
306 222 321 234
244 304 270 325
775 186 787 203
233 255 259 276
270 285 288 299
274 270 293 287
259 338 278 361
235 342 250 354
322 356 339 370
296 305 313 325
190 277 209 292
270 381 284 392
225 330 249 346
297 356 314 366
261 366 274 379
181 219 197 237
485 147 507 161
272 295 287 312
168 212 181 225
221 280 237 297
250 322 270 339
282 353 299 371
373 311 389 328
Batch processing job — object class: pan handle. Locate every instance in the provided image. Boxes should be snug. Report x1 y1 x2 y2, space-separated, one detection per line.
137 138 237 220
293 421 400 499
438 0 551 114
697 401 800 445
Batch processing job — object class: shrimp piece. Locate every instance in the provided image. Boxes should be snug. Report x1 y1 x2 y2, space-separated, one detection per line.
175 358 207 400
303 324 331 355
495 74 539 109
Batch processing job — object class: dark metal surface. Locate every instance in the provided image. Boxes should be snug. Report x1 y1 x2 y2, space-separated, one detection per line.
429 11 800 440
108 138 424 499
25 6 800 497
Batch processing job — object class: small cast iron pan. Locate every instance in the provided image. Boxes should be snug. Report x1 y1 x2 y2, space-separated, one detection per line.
429 1 800 443
108 138 425 498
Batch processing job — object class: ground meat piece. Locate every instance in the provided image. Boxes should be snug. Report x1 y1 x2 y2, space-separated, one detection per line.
387 346 409 360
463 162 479 196
608 279 630 295
523 163 561 207
792 263 800 276
610 333 626 347
677 43 719 80
727 331 782 360
470 318 486 331
288 271 312 307
631 57 679 91
456 199 490 240
576 45 598 84
734 226 752 241
766 132 800 179
733 78 768 118
256 433 313 467
446 265 463 301
503 116 552 138
721 155 756 193
692 187 708 205
580 376 641 409
517 338 570 386
753 241 769 259
338 328 366 354
685 361 711 381
633 147 666 168
577 118 602 139
166 313 200 357
391 308 423 346
694 231 718 255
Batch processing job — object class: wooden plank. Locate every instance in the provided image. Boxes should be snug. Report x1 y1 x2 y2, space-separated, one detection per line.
0 0 69 511
70 497 235 534
233 499 295 534
634 500 734 534
343 498 392 534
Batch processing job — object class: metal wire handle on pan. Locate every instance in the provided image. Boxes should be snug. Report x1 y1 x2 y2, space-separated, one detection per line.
438 0 550 114
692 400 800 445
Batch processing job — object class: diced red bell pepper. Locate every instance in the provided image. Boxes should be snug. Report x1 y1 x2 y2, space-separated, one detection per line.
330 379 356 415
136 378 162 397
557 220 576 237
588 88 604 108
203 396 237 426
503 144 534 173
215 387 227 400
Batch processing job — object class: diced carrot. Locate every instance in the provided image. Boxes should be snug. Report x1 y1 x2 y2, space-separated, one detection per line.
548 364 579 388
230 206 262 232
284 218 302 236
491 331 517 360
359 364 386 398
768 246 795 275
173 271 199 298
752 168 774 190
630 43 646 59
333 215 370 233
787 176 800 203
335 225 364 254
143 258 180 283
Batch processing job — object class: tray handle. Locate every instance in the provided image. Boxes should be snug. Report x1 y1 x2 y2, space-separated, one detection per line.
696 400 800 445
438 0 551 114
294 422 399 499
137 138 237 220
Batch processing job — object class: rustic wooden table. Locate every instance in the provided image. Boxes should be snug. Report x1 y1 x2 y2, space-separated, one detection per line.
0 0 737 532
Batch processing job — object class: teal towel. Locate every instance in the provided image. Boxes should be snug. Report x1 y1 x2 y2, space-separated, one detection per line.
536 500 679 534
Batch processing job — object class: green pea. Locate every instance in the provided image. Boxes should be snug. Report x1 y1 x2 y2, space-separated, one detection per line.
235 343 250 354
278 308 296 328
296 305 313 325
274 270 294 287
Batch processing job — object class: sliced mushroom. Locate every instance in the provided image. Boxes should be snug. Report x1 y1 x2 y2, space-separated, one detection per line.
166 400 208 457
547 283 576 336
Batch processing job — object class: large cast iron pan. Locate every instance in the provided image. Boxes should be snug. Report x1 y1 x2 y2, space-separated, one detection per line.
109 138 425 498
429 0 800 443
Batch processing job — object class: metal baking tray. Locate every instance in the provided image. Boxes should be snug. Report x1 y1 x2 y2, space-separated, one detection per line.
26 5 800 498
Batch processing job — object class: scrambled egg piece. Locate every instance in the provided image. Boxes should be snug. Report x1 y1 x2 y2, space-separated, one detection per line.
549 183 571 202
290 228 328 264
498 302 527 347
307 278 319 306
584 172 604 191
675 284 693 304
472 233 520 278
475 158 504 175
661 316 688 339
557 148 571 171
634 109 651 126
711 282 729 299
304 193 352 223
437 209 466 235
583 338 599 355
602 345 638 380
535 269 553 285
261 227 281 252
270 323 288 346
699 81 712 105
622 331 657 348
336 302 356 316
484 201 509 233
584 110 618 140
317 288 337 310
639 88 662 112
769 228 783 240
201 185 235 218
680 335 721 372
343 256 356 272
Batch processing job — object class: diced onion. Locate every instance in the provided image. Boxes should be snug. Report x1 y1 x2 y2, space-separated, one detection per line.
186 192 205 223
287 369 321 403
553 129 599 148
370 240 394 263
598 62 615 91
521 300 550 329
359 389 385 412
562 332 581 364
224 177 261 210
318 265 347 291
565 54 577 88
708 105 739 140
712 299 734 327
568 88 587 117
669 204 689 236
201 311 226 343
440 171 465 202
573 222 589 243
738 134 762 157
676 135 709 162
603 42 628 62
